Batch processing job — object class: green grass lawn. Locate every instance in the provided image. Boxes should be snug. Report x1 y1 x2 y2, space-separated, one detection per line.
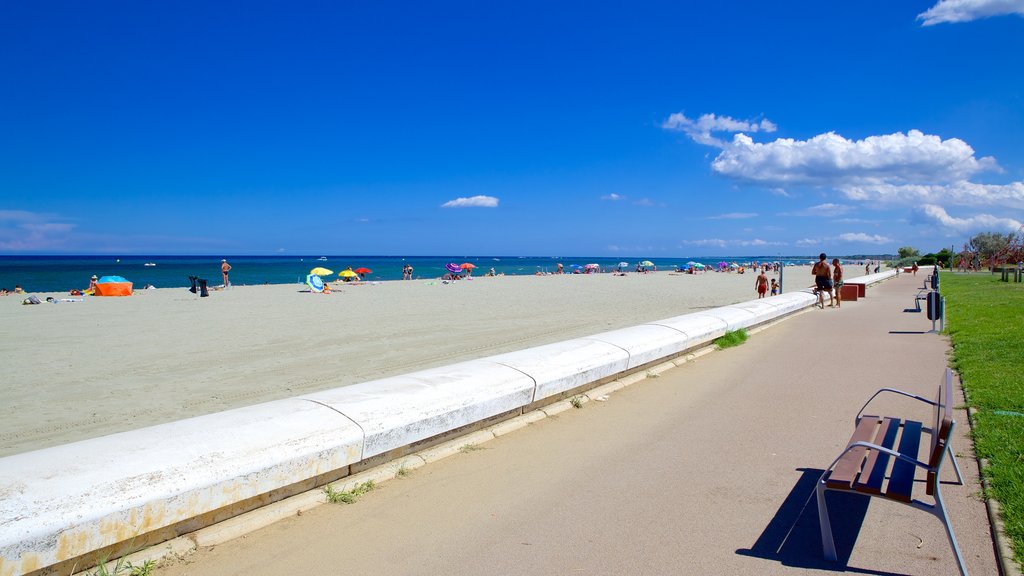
941 272 1024 568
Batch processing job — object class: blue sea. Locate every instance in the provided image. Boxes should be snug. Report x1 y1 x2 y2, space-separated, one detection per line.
0 255 816 293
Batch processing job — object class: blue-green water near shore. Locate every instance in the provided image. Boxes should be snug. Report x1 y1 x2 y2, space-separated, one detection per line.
0 255 815 293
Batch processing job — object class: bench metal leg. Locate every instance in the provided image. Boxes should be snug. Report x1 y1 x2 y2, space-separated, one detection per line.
815 477 838 561
934 488 969 576
948 444 964 485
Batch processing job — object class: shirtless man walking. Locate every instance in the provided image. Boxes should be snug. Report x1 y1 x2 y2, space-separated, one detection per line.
811 252 833 308
755 269 769 299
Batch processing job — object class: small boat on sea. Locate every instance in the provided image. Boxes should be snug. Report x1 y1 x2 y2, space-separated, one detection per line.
144 262 156 267
317 256 328 261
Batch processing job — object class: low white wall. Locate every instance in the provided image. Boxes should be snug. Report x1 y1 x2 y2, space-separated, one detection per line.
0 289 821 576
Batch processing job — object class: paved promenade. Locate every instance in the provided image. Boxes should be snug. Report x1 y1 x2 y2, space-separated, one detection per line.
160 272 998 576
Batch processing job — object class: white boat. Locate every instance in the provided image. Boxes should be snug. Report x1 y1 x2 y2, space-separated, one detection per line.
317 256 328 261
144 262 156 267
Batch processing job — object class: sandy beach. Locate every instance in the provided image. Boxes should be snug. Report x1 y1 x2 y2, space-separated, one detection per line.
0 267 865 457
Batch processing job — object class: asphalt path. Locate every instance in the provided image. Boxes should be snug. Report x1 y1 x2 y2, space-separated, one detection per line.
160 272 997 576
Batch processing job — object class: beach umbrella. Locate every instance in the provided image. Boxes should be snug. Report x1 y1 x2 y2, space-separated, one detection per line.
459 263 476 270
445 262 463 274
585 263 600 269
617 261 629 271
310 267 333 276
339 269 358 278
639 260 654 267
306 274 325 293
354 267 372 274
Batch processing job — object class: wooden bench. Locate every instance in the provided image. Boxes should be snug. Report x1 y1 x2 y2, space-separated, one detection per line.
815 368 967 575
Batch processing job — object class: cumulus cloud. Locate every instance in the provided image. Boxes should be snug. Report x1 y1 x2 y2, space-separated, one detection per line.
918 0 1024 25
601 193 623 201
712 130 997 186
707 212 758 220
837 232 893 244
441 195 499 208
662 112 776 147
841 180 1024 209
912 204 1023 233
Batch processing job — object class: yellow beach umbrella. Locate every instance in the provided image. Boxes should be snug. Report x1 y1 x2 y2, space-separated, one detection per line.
310 267 333 276
339 269 358 278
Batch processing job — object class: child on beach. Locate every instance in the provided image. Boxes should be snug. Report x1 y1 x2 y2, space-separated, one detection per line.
770 278 778 296
832 258 844 309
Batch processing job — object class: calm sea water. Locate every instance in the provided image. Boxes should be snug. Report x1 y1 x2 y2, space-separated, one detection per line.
0 255 814 293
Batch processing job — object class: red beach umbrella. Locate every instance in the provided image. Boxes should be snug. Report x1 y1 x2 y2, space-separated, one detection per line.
459 263 476 270
354 267 372 274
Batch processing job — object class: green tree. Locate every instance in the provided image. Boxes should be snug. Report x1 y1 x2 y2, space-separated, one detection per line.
897 246 920 259
968 232 1012 260
935 248 953 267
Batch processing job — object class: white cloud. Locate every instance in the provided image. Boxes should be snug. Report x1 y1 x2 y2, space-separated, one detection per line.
0 210 76 251
712 130 997 186
784 203 853 217
841 180 1024 209
682 238 784 248
913 204 1023 233
707 212 758 220
837 232 893 244
601 193 623 201
441 195 499 208
795 238 821 247
662 112 777 147
918 0 1024 25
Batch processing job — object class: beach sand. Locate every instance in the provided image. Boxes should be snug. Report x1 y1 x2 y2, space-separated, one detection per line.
0 267 852 457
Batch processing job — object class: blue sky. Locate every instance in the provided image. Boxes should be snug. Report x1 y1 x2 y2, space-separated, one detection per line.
2 0 1022 257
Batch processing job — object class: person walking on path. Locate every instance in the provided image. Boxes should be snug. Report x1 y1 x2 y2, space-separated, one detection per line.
832 258 844 308
221 259 232 287
912 261 919 276
755 269 769 299
811 252 833 308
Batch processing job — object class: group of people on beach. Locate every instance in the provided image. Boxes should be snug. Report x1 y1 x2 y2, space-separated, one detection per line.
0 285 24 296
811 252 845 309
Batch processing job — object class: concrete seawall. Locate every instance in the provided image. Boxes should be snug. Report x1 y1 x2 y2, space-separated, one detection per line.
0 272 896 576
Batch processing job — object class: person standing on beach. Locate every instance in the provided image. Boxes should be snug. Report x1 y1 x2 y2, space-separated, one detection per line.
832 258 844 308
865 261 871 275
755 269 769 299
221 259 232 287
811 253 833 308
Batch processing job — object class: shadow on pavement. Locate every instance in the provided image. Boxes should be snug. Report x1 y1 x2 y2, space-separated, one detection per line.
736 468 907 576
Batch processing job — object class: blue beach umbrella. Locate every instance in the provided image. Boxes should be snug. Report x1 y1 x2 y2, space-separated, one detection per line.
306 274 325 293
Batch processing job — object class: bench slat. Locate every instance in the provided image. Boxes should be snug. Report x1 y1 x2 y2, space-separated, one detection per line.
826 417 880 489
854 417 900 494
886 420 923 502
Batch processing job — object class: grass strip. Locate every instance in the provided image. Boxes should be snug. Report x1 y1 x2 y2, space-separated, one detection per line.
324 480 376 504
942 273 1024 568
714 329 748 349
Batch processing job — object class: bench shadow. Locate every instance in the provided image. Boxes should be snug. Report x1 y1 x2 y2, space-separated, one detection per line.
888 331 926 335
736 468 907 576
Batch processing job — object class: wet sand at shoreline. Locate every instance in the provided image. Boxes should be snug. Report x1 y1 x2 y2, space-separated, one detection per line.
0 268 846 457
